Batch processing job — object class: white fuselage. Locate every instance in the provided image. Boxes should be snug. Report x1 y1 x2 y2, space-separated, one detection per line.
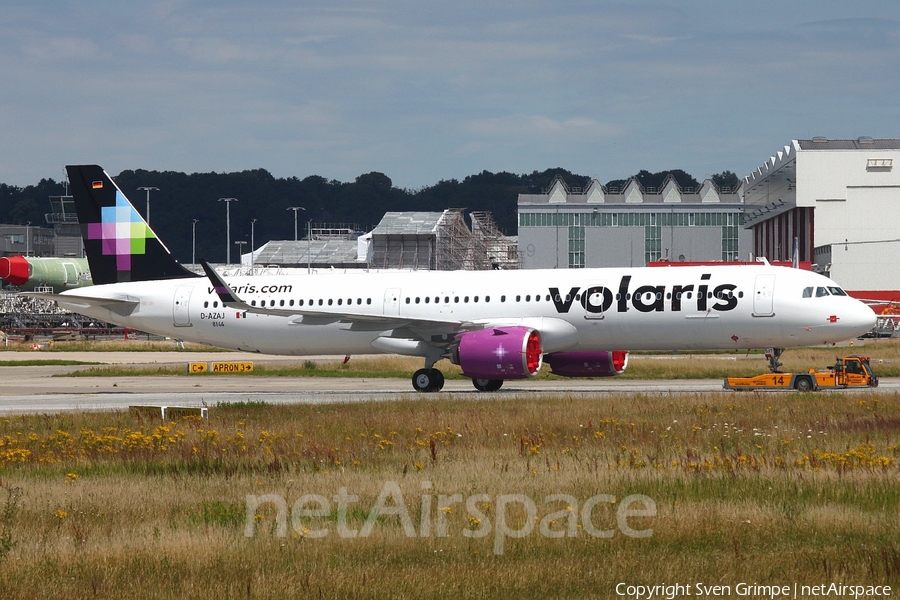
55 264 876 357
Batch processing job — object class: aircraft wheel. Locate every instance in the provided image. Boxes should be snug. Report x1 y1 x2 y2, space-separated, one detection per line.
472 378 503 392
429 369 445 391
412 368 443 392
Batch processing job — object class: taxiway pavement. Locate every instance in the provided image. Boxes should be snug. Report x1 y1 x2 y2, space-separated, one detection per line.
0 351 889 414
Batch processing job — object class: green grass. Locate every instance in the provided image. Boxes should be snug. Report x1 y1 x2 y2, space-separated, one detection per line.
59 359 427 379
0 391 898 598
0 360 100 367
0 340 229 353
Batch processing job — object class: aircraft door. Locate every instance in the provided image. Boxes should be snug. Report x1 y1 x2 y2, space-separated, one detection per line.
582 282 612 320
753 274 775 316
173 284 194 327
63 262 77 286
384 288 401 316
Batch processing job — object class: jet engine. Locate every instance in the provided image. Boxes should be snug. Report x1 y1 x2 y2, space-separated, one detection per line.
544 350 628 377
452 326 543 380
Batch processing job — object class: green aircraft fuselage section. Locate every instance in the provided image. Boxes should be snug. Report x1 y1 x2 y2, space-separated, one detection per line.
0 256 92 292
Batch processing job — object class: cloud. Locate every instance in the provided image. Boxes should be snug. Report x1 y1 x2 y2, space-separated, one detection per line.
466 115 621 140
2 2 900 189
21 37 99 62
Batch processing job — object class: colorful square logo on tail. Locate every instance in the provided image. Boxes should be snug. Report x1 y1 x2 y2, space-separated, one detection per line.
86 190 155 271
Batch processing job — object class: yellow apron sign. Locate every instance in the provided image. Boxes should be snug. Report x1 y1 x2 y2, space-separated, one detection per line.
210 361 254 373
188 361 253 374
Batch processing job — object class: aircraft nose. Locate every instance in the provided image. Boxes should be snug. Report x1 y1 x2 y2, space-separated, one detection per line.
0 256 29 286
844 299 877 336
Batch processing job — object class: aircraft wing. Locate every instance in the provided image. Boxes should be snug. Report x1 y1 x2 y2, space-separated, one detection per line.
24 291 139 308
200 261 464 331
23 291 140 316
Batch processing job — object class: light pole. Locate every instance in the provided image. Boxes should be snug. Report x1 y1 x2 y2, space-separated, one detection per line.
138 187 158 225
250 218 257 274
191 219 199 266
286 206 305 241
235 240 247 271
307 219 312 274
218 198 238 263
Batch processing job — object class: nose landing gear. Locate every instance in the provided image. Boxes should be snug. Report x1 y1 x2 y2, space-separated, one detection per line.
766 347 784 373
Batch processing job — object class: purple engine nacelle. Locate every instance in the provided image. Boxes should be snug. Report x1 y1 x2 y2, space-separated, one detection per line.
544 350 629 378
453 326 543 380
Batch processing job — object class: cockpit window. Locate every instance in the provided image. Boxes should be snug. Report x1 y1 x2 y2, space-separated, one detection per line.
802 287 813 298
827 286 847 296
815 287 830 297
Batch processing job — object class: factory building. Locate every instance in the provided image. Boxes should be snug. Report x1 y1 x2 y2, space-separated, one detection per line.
517 175 749 269
0 224 56 258
247 209 517 272
743 138 900 299
250 223 365 271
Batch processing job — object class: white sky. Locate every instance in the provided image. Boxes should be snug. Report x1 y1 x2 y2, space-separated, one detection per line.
1 1 898 189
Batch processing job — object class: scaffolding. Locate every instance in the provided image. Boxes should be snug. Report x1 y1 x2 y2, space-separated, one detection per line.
309 223 360 240
434 209 476 271
0 290 122 336
369 212 442 270
46 195 84 257
470 210 520 270
367 209 519 271
247 210 518 272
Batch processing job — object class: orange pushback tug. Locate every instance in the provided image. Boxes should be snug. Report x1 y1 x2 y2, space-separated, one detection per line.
723 356 878 391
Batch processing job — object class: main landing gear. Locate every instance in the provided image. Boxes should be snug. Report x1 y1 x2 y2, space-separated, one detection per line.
412 368 444 392
472 378 503 392
410 368 504 392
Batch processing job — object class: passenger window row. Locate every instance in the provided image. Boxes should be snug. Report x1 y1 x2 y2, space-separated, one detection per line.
202 288 745 310
204 298 374 309
403 293 561 304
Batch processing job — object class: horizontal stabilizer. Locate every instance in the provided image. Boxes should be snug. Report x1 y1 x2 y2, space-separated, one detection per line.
25 291 138 307
24 291 140 317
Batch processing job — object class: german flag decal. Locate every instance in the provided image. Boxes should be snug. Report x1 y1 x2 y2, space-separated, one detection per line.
92 181 103 189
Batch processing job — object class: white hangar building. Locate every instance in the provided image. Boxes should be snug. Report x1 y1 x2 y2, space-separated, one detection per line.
744 138 900 300
517 175 750 269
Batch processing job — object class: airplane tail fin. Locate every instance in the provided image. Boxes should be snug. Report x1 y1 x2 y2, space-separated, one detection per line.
66 165 199 284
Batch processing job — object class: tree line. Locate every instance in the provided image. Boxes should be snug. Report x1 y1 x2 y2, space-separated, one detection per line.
0 168 740 264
